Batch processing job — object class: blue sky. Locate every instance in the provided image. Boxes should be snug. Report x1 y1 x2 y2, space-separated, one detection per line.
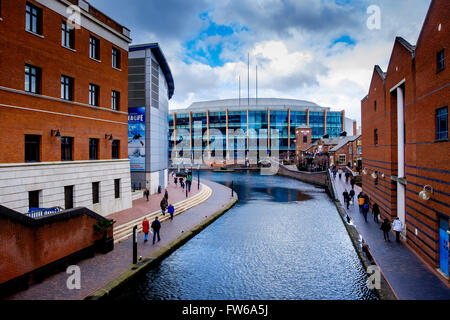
89 0 432 124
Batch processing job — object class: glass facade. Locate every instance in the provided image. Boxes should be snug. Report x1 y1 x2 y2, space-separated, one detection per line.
169 106 345 160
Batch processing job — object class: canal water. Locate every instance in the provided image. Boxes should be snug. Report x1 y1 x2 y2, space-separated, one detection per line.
117 171 378 300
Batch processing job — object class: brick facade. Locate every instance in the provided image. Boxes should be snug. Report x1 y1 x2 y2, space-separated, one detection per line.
361 0 450 280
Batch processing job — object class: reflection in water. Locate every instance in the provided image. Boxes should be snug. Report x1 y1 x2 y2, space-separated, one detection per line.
116 171 378 300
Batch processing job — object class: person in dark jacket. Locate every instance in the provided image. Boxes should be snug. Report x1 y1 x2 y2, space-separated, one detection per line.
160 197 167 215
164 189 168 201
349 189 355 204
151 216 161 244
342 190 350 209
362 200 369 222
372 203 380 223
174 176 178 187
350 177 355 190
380 219 391 241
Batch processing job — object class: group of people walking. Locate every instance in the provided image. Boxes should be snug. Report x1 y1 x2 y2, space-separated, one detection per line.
173 171 193 192
142 216 161 244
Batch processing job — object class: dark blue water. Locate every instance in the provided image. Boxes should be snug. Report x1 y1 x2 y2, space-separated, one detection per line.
117 171 378 300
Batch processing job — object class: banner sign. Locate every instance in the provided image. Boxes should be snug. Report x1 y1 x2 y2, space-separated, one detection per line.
128 107 146 171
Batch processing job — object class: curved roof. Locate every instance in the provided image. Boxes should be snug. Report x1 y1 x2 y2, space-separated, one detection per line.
173 98 325 113
129 43 175 100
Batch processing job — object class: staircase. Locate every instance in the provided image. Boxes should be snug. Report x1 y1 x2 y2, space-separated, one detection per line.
113 183 212 244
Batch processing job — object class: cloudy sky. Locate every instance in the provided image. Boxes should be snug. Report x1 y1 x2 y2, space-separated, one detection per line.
90 0 431 124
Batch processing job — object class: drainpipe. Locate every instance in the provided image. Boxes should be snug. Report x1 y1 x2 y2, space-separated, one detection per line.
397 86 406 230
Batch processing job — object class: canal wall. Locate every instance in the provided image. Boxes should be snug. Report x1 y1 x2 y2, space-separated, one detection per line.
86 194 238 300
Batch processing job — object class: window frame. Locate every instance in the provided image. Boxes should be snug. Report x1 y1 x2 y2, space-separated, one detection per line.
61 136 73 161
89 83 99 106
374 128 378 146
89 138 99 160
61 75 73 101
111 90 120 110
112 139 120 159
61 20 75 49
338 154 346 165
92 182 100 204
437 49 445 73
29 190 41 210
436 106 448 141
25 134 40 162
26 2 42 35
64 185 74 210
25 64 41 94
114 179 120 199
112 47 121 69
89 36 100 60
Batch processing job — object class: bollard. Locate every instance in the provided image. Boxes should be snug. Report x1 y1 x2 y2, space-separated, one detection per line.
231 181 234 197
197 168 200 190
132 225 137 264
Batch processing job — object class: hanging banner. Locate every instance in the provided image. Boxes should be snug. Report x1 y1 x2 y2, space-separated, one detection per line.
128 107 146 171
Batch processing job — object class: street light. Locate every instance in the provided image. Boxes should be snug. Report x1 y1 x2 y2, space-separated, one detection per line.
197 164 200 190
418 185 433 201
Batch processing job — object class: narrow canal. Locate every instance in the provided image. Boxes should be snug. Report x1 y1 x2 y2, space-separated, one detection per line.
117 171 378 300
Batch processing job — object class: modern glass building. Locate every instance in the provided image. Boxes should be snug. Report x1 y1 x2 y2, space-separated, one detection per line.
169 98 355 163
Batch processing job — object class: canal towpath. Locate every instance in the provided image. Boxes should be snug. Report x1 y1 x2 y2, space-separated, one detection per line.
334 175 450 300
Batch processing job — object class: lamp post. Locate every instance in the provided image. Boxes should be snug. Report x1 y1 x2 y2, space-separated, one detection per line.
197 164 200 190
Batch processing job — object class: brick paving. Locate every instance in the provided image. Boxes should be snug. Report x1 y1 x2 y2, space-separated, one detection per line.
5 178 235 300
334 175 450 300
107 177 200 226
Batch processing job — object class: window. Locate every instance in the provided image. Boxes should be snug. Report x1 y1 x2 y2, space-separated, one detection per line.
89 84 99 106
338 154 346 165
112 47 120 69
89 36 100 60
92 182 100 204
349 147 353 155
26 2 42 35
114 179 120 199
374 100 377 112
25 134 40 162
374 129 378 146
61 21 74 49
25 64 40 94
436 106 448 140
112 140 120 159
111 90 120 110
89 138 99 160
437 49 445 73
64 185 74 210
29 190 40 210
303 135 307 143
61 137 73 161
61 75 73 101
357 146 362 155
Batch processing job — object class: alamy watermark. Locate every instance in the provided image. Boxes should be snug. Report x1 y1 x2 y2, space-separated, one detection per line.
66 265 81 290
66 5 82 30
367 5 381 30
366 265 381 290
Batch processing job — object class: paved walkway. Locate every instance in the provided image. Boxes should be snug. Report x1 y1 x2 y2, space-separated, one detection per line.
334 176 450 300
107 178 200 226
6 179 235 300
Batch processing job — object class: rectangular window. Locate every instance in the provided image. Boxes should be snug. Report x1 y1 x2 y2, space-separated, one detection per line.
89 138 99 160
374 129 378 146
374 100 377 112
64 185 74 210
303 135 307 143
26 2 42 34
114 179 120 199
111 90 120 110
436 106 448 140
89 36 100 60
61 75 73 101
28 190 40 210
61 20 74 49
25 134 40 162
25 64 41 94
112 140 120 159
89 83 99 106
112 47 120 69
338 154 346 165
92 182 100 204
437 49 445 73
61 137 73 161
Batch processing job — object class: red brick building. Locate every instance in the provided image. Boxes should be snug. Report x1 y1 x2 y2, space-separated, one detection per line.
0 0 133 216
361 0 449 280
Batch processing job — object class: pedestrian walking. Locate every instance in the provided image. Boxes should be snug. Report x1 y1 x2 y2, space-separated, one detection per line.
380 218 391 241
338 168 343 179
362 201 369 222
143 188 149 201
142 217 150 242
332 169 337 179
168 204 175 220
372 202 380 223
349 189 355 204
160 197 167 215
358 194 365 213
174 176 178 187
350 177 355 190
180 180 185 190
186 173 192 192
151 216 161 244
164 189 168 201
342 190 350 209
345 172 350 183
393 217 403 243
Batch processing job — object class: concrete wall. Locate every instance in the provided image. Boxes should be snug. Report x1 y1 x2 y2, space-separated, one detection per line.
277 164 328 187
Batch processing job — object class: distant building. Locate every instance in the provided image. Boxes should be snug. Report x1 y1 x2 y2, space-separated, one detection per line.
169 98 356 164
128 43 174 194
0 0 132 216
361 0 449 279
